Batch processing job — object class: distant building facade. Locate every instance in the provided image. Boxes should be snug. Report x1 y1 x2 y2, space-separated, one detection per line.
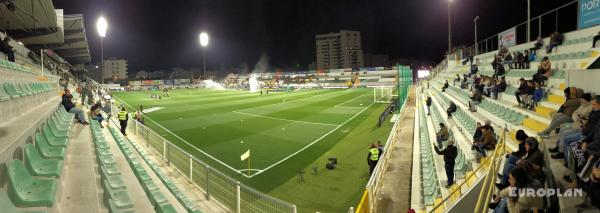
102 58 128 81
364 53 390 67
315 30 363 70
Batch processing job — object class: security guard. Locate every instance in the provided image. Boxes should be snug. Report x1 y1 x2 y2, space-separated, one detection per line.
367 143 381 175
118 106 129 135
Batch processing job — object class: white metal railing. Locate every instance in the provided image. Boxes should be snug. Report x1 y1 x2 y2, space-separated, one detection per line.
110 100 297 213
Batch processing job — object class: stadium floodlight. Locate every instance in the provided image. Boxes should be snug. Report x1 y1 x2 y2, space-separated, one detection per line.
199 32 209 78
97 17 107 38
447 0 453 53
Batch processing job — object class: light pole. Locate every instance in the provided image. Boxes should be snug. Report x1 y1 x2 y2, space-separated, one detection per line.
527 0 531 42
474 16 480 55
97 17 108 84
448 0 453 54
199 32 209 79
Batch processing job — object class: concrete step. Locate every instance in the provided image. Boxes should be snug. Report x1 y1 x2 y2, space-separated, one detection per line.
559 83 566 90
535 105 555 118
548 94 565 105
523 118 548 133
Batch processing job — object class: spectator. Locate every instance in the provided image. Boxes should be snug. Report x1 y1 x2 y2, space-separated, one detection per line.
472 125 497 158
447 101 457 118
442 80 449 92
575 161 600 210
436 123 449 149
90 101 105 128
519 81 535 109
516 51 525 69
559 95 600 173
523 50 531 69
546 31 564 53
490 77 507 99
483 119 495 133
135 105 145 125
470 62 479 76
539 87 583 138
377 141 384 153
62 89 88 125
498 137 545 189
533 56 551 86
515 78 527 106
367 144 381 175
550 93 593 159
532 37 544 54
593 31 600 48
453 74 461 86
528 50 536 66
504 52 513 70
0 36 15 62
473 122 483 142
498 130 529 187
426 96 432 115
434 140 458 188
491 167 544 213
530 81 544 110
468 89 482 112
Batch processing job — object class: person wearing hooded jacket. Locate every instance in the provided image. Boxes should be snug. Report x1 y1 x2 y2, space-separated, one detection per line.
497 137 544 189
549 93 593 159
498 130 528 186
539 87 583 138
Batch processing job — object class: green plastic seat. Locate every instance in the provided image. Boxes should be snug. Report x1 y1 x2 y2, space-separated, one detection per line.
0 192 44 213
42 126 68 147
148 190 169 206
6 160 57 207
103 179 134 210
35 133 65 160
100 167 126 190
25 144 63 177
4 83 23 98
0 84 11 101
156 203 178 213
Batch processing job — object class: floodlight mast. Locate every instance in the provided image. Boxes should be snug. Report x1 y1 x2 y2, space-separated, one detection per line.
200 32 209 79
97 17 108 84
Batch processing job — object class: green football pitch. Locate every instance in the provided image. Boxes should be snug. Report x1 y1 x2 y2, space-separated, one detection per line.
113 88 395 212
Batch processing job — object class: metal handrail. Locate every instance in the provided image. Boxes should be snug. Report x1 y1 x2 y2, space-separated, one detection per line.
428 127 507 213
473 128 508 212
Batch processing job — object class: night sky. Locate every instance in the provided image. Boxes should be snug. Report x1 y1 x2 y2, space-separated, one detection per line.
53 0 576 73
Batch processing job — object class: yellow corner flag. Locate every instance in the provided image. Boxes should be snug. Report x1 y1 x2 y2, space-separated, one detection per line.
241 149 250 161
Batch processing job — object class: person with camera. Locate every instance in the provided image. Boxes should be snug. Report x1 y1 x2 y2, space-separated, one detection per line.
434 140 458 188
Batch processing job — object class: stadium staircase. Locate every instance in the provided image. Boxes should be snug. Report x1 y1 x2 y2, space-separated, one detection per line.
408 24 600 212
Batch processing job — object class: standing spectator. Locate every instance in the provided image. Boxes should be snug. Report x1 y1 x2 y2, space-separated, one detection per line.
533 57 551 86
367 144 381 175
472 125 497 158
436 123 449 149
442 80 449 92
62 89 88 125
547 31 564 53
90 101 105 128
135 105 145 125
523 50 531 69
516 51 524 69
80 80 88 105
447 101 457 118
539 87 583 138
0 36 14 62
504 52 513 70
434 140 458 188
468 89 482 112
118 106 129 135
426 96 432 115
528 50 537 66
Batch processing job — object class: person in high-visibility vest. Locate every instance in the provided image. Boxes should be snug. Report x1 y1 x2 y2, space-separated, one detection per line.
367 143 381 175
118 106 129 136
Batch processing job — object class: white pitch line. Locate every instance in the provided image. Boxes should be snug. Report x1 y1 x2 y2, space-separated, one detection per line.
334 94 365 108
248 102 375 178
113 96 246 176
232 111 340 127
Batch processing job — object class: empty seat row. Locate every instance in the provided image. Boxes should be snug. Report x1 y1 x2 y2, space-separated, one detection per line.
478 100 527 125
111 129 201 213
0 81 57 123
2 106 74 211
541 50 594 61
105 124 179 213
418 100 441 206
0 59 39 80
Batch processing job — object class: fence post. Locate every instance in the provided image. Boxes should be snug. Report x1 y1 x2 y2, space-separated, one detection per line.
205 165 210 200
163 140 168 163
367 186 374 213
293 205 297 213
236 181 241 213
189 154 193 182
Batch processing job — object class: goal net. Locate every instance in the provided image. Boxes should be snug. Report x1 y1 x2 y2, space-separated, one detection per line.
373 86 396 103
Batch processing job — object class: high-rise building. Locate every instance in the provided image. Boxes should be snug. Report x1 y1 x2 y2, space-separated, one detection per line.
102 58 128 81
315 30 363 70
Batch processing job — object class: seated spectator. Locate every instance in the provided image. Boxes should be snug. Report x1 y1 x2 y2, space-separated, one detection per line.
62 89 89 125
453 74 461 86
531 36 543 54
519 80 535 109
575 161 600 210
550 93 593 159
460 76 469 89
491 167 544 212
442 80 449 92
436 123 449 149
469 63 479 77
497 137 545 189
593 31 600 48
473 122 483 142
546 31 564 53
530 81 544 110
90 102 105 128
515 78 527 106
504 53 513 70
539 87 583 138
523 50 531 69
447 101 457 118
483 119 495 133
468 89 483 112
533 56 551 86
472 125 496 158
498 130 529 187
490 77 507 99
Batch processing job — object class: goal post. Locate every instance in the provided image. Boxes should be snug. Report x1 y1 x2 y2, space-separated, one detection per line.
373 86 396 103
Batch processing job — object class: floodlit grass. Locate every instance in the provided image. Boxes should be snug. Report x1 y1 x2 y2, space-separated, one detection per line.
113 88 394 212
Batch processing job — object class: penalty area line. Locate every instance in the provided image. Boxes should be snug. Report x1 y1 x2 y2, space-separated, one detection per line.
232 111 340 127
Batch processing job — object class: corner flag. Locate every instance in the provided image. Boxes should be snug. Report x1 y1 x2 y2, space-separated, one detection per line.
241 150 250 161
